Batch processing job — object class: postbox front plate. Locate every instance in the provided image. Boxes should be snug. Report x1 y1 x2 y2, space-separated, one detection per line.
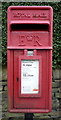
7 6 53 113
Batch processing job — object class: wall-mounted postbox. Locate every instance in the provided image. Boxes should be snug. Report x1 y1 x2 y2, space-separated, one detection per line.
7 6 53 113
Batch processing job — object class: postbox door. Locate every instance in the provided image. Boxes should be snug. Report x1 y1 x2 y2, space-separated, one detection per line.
13 49 52 112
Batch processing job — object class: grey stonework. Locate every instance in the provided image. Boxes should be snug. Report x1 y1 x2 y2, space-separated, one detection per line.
1 1 61 120
1 67 61 120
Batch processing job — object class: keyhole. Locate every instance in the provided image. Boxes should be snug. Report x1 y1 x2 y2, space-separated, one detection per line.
17 77 18 82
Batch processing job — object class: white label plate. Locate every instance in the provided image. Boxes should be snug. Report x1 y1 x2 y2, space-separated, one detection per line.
21 60 39 94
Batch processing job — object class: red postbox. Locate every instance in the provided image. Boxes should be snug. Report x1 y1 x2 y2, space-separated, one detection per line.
7 6 53 113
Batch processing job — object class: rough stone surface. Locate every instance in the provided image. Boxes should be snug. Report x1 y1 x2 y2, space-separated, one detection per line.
1 67 61 120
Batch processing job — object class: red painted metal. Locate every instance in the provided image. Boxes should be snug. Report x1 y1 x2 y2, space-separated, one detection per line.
7 6 53 113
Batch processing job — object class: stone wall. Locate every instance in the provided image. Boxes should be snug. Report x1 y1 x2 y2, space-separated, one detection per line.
0 67 61 120
0 2 2 120
1 1 61 120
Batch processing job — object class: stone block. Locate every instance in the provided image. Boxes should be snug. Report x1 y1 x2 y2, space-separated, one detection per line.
2 82 7 86
52 81 60 88
0 67 2 81
47 110 60 118
34 113 50 119
2 112 24 118
2 67 7 81
52 99 59 106
0 86 3 91
53 69 61 80
0 105 2 111
2 92 7 99
34 118 48 120
2 101 8 112
59 118 61 120
1 118 8 120
59 70 61 79
1 117 24 120
56 93 61 98
52 88 59 93
52 99 59 109
52 82 56 88
4 86 7 91
52 93 54 97
55 80 60 87
58 87 61 93
0 116 2 120
0 91 2 101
